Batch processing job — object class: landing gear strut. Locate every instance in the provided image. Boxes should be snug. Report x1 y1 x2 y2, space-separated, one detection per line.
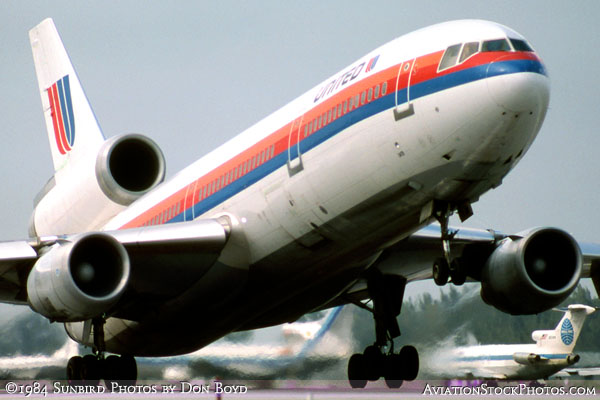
66 317 137 387
432 202 467 286
347 271 419 389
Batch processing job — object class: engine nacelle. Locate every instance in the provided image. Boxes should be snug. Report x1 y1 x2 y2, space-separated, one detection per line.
513 352 541 365
31 133 165 236
480 228 581 315
95 134 165 205
27 233 130 322
567 353 580 365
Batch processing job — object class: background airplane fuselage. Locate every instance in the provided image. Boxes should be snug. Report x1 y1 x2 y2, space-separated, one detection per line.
66 20 550 356
448 344 575 380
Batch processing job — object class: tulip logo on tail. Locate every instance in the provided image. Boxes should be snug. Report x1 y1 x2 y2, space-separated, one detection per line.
561 318 574 345
47 75 75 154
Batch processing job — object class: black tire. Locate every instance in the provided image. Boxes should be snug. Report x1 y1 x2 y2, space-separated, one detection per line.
120 355 138 382
400 345 419 381
67 356 84 383
81 354 101 386
348 353 368 389
433 258 449 286
450 258 466 286
363 345 384 381
383 353 403 389
104 355 122 390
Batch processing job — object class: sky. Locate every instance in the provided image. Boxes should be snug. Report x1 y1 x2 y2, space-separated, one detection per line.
0 0 599 358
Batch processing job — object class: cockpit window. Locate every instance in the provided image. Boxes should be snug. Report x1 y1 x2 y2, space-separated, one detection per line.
482 38 511 52
438 44 462 71
459 42 480 63
509 38 534 52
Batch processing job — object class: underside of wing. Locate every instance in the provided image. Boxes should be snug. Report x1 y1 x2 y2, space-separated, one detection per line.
0 217 235 323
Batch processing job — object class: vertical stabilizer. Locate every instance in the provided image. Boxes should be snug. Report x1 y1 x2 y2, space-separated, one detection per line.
29 18 105 179
532 304 595 352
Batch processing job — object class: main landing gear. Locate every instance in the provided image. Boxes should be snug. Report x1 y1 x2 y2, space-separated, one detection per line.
431 202 469 287
347 271 419 389
66 318 137 386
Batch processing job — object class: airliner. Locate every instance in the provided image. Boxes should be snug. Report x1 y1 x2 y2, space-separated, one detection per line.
149 306 350 381
0 17 598 388
437 304 596 381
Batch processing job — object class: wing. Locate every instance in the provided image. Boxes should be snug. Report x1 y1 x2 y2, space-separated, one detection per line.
322 224 600 313
0 217 232 321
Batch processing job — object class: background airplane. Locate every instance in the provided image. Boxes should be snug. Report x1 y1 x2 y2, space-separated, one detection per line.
0 0 596 388
431 305 596 380
0 307 351 382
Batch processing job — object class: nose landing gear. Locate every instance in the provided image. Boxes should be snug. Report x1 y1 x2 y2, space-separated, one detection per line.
432 202 469 286
346 271 419 389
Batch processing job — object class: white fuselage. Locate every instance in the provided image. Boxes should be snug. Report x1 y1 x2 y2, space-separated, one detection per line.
70 20 550 356
444 344 573 380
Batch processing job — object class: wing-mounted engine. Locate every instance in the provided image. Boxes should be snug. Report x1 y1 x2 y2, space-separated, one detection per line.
480 228 582 315
30 134 165 236
27 233 130 322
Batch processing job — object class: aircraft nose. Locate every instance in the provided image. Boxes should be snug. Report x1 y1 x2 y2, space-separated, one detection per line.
486 55 550 113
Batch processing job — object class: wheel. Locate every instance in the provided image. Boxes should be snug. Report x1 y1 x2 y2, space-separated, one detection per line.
104 355 123 389
433 258 449 286
67 356 84 383
347 353 368 388
383 353 403 388
400 345 419 381
120 355 138 381
450 258 466 286
363 345 384 381
81 354 101 385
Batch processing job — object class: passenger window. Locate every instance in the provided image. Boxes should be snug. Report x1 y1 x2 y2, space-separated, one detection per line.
459 42 479 63
382 82 387 96
374 84 380 99
482 38 511 52
367 87 373 102
327 109 332 123
349 96 354 110
509 38 533 52
361 91 366 105
304 124 308 137
337 104 342 117
354 94 359 106
438 43 461 71
343 100 347 114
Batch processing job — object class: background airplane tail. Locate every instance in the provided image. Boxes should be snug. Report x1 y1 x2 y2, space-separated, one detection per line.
532 304 595 352
29 18 105 179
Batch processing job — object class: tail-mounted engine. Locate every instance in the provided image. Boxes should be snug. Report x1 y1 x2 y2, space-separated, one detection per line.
31 133 165 236
27 233 130 322
480 228 582 315
95 134 166 206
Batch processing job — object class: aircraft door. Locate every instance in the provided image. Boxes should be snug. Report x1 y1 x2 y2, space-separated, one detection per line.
394 58 415 120
287 116 304 176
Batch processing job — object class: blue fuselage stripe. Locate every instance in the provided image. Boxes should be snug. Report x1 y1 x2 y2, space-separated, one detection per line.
165 58 544 224
457 353 569 362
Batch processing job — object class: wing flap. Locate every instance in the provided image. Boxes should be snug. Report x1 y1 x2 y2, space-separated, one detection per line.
0 241 38 304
